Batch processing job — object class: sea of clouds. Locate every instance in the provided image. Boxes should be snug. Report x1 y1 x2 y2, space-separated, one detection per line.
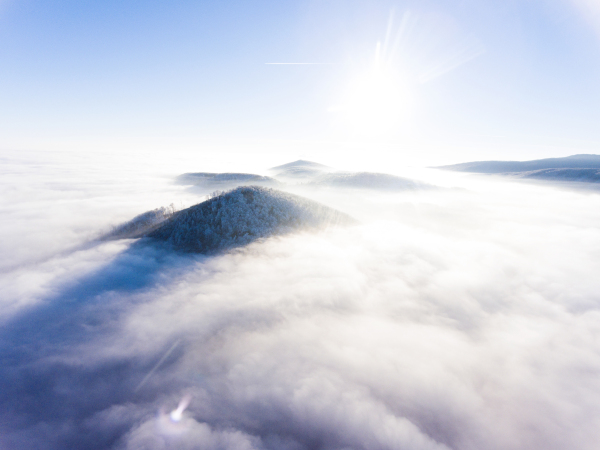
1 149 600 450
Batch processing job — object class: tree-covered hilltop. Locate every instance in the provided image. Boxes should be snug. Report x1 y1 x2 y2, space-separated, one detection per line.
147 186 354 253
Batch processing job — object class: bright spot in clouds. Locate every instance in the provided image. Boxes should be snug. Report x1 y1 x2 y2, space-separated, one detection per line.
169 395 191 423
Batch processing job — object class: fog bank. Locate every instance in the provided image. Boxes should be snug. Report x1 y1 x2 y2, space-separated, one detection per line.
1 150 600 449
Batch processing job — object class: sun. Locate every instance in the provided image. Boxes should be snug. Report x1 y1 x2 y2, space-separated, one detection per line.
331 42 414 138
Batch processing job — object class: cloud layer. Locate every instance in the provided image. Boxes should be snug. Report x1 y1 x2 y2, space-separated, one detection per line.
2 150 600 449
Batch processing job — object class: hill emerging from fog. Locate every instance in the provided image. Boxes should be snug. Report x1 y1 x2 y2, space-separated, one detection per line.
437 154 600 174
268 160 330 179
310 172 435 191
176 172 280 187
175 161 437 191
146 186 354 253
511 168 600 183
104 205 176 240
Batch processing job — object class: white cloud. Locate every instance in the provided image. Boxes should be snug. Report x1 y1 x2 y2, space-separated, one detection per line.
1 149 600 449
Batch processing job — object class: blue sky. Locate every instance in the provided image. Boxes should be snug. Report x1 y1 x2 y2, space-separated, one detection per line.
1 0 599 164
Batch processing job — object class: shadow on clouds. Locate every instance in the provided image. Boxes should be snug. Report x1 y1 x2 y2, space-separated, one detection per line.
0 241 197 450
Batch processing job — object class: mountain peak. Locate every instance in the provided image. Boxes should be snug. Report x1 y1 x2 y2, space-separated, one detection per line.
147 186 353 253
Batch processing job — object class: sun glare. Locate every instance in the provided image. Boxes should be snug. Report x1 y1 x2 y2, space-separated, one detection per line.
330 14 415 139
169 395 191 423
338 52 412 135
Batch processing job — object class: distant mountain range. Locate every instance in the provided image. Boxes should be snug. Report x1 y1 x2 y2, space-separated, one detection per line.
110 155 600 252
309 172 434 190
176 172 280 187
106 160 440 251
176 160 435 192
511 168 600 183
268 159 331 179
436 154 600 183
437 154 600 173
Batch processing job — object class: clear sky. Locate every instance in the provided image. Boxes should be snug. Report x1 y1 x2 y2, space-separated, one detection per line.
1 0 599 165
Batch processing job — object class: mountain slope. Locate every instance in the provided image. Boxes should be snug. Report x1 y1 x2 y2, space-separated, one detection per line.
268 160 330 179
176 172 279 187
513 168 600 183
147 186 354 253
437 154 600 173
104 206 176 240
310 172 434 190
